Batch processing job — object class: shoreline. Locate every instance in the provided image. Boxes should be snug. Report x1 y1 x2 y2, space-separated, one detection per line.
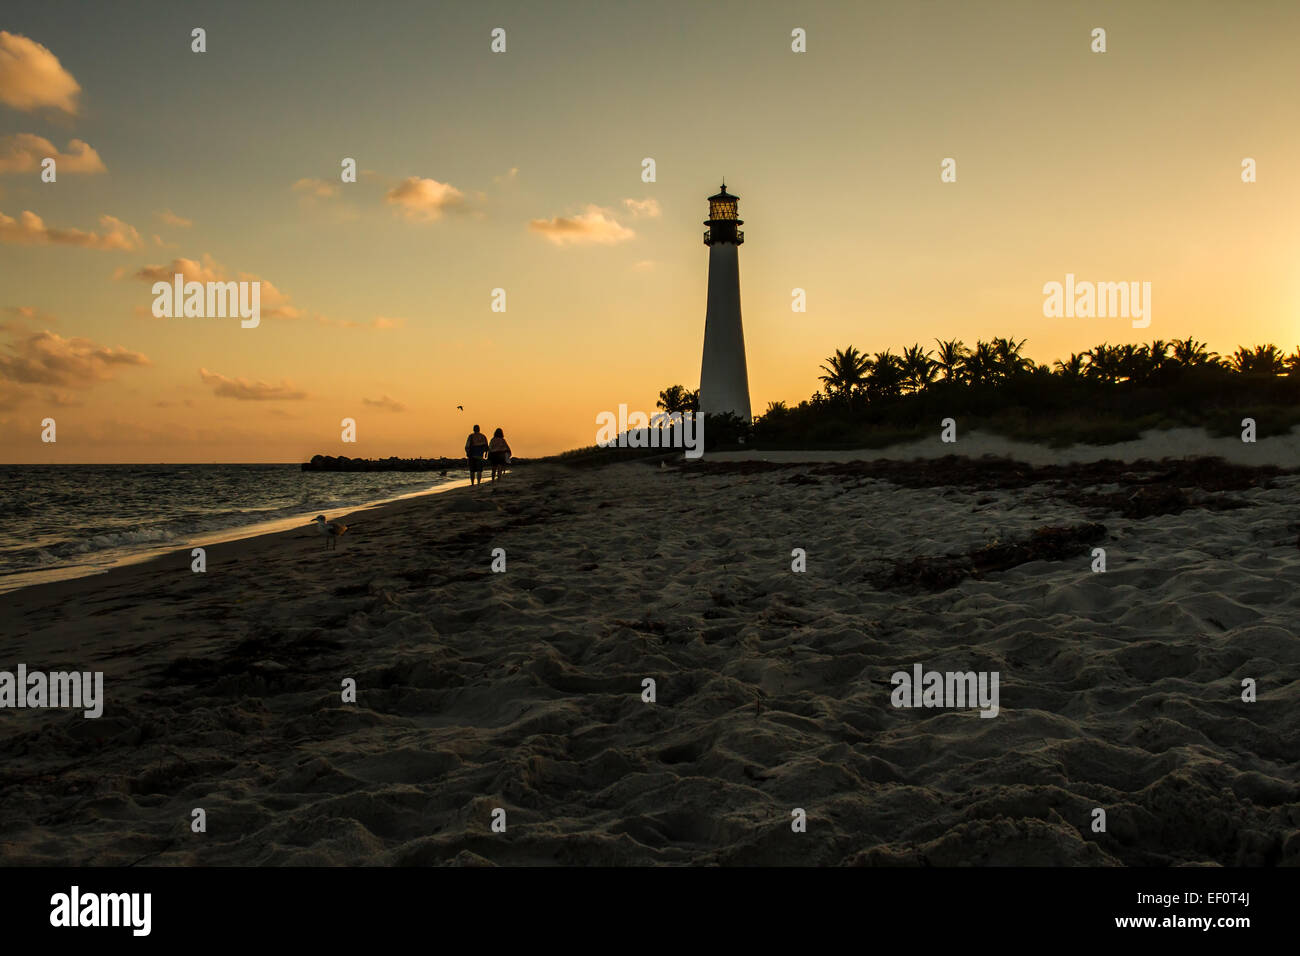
5 426 1294 599
4 425 1294 599
0 474 474 597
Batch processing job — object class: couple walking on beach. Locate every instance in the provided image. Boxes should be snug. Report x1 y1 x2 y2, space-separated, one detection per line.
465 425 512 486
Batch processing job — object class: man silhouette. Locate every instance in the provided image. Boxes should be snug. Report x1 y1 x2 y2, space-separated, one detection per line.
465 424 488 485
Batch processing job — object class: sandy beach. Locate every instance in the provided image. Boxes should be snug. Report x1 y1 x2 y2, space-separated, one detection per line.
2 434 1298 866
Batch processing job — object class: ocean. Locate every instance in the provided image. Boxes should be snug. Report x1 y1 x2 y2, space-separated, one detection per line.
0 464 464 593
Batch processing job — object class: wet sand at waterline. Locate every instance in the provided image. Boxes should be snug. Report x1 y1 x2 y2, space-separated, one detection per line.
2 435 1298 865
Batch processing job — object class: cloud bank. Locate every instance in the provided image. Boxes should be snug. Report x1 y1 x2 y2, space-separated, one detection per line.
0 210 141 250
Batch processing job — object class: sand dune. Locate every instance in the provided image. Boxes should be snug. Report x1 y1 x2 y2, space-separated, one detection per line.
1 438 1297 866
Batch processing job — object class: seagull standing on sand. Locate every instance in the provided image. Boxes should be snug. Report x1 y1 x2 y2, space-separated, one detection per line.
312 514 348 550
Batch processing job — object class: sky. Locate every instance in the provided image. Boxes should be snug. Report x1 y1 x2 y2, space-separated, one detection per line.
2 0 1298 462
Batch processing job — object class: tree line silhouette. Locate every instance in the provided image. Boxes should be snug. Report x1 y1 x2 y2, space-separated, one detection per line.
649 338 1300 450
812 338 1298 398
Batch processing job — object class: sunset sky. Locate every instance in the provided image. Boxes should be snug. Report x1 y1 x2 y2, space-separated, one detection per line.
2 0 1298 462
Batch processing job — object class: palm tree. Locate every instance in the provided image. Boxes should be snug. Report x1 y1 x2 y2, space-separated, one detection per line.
818 346 872 397
1171 337 1219 367
900 343 938 394
1230 344 1286 375
1148 340 1170 373
933 339 969 383
962 340 999 385
1285 347 1300 377
991 336 1033 379
656 384 699 414
866 349 905 399
1116 343 1152 383
1053 353 1087 379
1084 343 1121 384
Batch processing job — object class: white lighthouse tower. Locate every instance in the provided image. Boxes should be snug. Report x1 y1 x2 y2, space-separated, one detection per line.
699 183 752 420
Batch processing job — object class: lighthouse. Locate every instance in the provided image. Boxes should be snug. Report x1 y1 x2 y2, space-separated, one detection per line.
699 184 752 420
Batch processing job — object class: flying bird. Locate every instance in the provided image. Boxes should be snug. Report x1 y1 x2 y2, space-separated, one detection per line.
456 405 464 411
312 514 348 550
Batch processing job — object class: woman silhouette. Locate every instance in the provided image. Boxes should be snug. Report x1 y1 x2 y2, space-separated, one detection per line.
488 428 512 483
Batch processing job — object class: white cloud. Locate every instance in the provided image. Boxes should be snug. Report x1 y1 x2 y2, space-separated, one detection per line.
529 205 635 245
623 198 661 219
362 394 406 412
0 134 104 174
0 32 81 114
199 368 308 401
0 210 141 250
0 330 149 386
156 209 192 228
386 176 467 221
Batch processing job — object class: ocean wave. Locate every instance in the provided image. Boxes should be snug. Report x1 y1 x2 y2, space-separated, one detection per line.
73 527 179 553
0 465 457 578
